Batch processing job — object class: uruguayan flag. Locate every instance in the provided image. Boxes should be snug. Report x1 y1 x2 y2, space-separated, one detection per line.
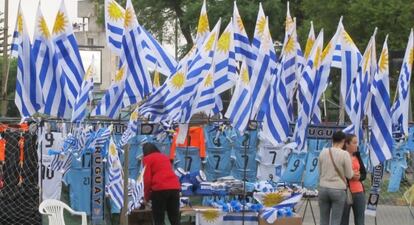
249 18 276 120
225 60 252 133
121 0 152 107
107 138 124 209
71 58 95 122
92 65 127 118
195 0 210 46
128 167 145 213
391 29 414 136
105 0 125 54
11 3 40 117
119 109 139 147
233 1 253 63
33 3 67 118
52 0 85 109
368 36 393 166
251 3 266 56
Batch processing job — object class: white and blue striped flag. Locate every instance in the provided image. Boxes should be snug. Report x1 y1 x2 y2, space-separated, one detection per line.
121 0 152 107
368 36 393 166
52 0 85 109
233 1 253 64
32 3 67 118
119 108 139 147
92 65 127 118
225 60 252 133
249 18 276 120
391 29 413 136
107 138 124 209
105 0 125 55
71 58 95 122
251 3 266 57
11 3 40 117
128 167 145 214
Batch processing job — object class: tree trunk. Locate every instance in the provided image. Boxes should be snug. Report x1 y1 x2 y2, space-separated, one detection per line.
171 1 194 51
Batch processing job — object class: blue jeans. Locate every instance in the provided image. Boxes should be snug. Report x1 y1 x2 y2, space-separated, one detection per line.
341 191 366 225
318 187 347 225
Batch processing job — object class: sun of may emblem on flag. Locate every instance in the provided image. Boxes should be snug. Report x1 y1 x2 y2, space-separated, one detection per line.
197 13 209 36
17 13 23 33
379 47 389 72
130 110 139 120
236 15 244 31
363 48 372 72
241 66 249 84
38 16 50 38
108 0 124 21
52 11 67 34
256 16 266 37
262 192 284 207
217 31 231 53
170 72 185 89
201 210 220 223
343 31 355 45
204 32 216 51
114 66 126 82
409 48 414 66
321 41 331 61
284 36 295 54
204 73 213 87
124 7 134 28
84 64 95 80
314 47 322 68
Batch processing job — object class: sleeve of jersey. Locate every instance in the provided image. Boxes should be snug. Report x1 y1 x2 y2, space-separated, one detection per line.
143 158 152 201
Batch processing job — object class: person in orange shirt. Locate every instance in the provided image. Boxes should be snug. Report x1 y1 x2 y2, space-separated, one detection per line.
341 134 367 225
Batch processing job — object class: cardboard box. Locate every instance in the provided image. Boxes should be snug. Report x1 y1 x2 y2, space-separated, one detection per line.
259 216 302 225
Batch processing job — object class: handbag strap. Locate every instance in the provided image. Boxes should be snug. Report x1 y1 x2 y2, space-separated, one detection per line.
328 148 347 186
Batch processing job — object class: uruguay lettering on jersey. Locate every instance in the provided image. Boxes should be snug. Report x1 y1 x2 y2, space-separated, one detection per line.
63 168 92 214
38 132 64 200
204 125 234 181
280 152 307 184
256 140 287 182
175 147 202 173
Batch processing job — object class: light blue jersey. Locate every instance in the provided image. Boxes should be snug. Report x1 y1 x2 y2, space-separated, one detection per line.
388 155 407 192
175 147 202 173
231 130 258 182
280 152 307 184
63 168 92 214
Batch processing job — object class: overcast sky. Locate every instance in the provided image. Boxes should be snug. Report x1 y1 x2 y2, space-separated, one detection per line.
1 0 78 39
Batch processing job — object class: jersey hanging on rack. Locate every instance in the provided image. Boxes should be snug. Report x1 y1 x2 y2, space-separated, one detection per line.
170 126 206 160
231 130 258 182
63 168 92 214
280 152 307 184
175 147 202 173
388 155 408 192
256 139 287 182
303 148 320 189
204 125 233 181
38 131 64 200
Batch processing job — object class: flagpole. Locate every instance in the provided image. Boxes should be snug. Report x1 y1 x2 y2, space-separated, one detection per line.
120 144 130 225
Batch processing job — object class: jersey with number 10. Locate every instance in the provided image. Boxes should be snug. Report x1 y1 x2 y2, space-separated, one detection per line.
38 132 64 201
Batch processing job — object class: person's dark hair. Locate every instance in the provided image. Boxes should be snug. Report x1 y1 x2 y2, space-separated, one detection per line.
143 142 160 156
332 130 346 143
345 133 357 144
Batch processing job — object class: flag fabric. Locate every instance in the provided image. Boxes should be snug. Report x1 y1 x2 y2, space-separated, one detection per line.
190 60 217 116
368 36 393 166
345 30 378 139
179 20 221 123
153 69 161 89
303 22 315 60
391 29 414 136
107 138 124 209
32 3 67 118
128 167 145 214
52 0 85 109
261 68 291 145
225 60 252 133
12 3 39 117
92 65 127 118
213 20 237 94
121 0 152 107
294 31 324 151
337 23 363 120
119 108 139 147
251 3 266 56
105 0 125 55
138 25 178 76
232 1 254 63
71 59 95 122
195 0 210 46
249 18 276 120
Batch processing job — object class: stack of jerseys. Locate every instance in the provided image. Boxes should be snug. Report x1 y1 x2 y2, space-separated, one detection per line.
230 129 258 182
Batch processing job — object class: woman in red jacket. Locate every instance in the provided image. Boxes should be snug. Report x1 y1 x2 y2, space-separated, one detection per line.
143 143 181 225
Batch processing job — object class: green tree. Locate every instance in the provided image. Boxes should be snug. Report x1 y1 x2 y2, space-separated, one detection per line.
0 58 18 116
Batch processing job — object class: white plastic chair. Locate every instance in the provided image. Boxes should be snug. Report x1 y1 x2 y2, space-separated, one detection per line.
39 199 87 225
